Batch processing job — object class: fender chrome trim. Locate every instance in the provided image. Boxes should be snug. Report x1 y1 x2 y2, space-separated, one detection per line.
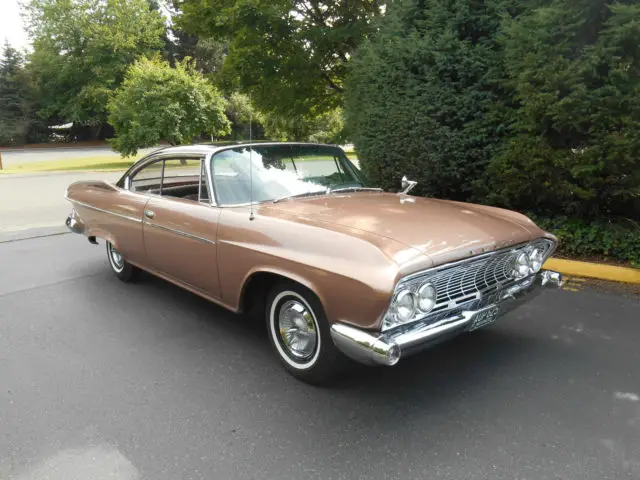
67 199 142 224
143 220 216 245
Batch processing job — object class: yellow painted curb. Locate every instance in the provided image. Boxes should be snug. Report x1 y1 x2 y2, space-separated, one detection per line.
544 258 640 284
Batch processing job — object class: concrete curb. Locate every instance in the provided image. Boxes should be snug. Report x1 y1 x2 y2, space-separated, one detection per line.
544 258 640 284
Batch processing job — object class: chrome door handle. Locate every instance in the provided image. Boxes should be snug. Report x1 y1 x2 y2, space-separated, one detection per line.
144 210 155 219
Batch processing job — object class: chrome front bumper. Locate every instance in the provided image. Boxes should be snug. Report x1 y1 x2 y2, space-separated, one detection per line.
330 270 563 366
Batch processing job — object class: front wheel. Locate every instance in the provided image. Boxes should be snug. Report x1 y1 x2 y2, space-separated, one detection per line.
106 241 140 282
266 282 346 384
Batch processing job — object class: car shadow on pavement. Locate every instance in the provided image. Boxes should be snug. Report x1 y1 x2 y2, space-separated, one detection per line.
136 270 555 402
331 328 540 396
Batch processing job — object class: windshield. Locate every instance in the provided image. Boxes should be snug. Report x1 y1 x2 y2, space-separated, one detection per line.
210 145 365 205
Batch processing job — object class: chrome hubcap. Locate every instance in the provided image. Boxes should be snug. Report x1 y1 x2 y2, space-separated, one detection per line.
278 300 318 359
108 243 124 270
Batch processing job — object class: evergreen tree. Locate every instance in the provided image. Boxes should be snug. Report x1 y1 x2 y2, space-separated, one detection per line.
345 0 519 198
486 0 640 219
0 41 30 146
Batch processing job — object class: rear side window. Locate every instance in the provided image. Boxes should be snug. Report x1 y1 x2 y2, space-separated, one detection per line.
129 156 210 203
130 160 163 193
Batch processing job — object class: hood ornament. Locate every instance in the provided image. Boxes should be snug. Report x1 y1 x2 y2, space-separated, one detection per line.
398 175 417 195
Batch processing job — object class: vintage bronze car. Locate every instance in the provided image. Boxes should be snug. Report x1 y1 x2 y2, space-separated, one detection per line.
65 143 563 383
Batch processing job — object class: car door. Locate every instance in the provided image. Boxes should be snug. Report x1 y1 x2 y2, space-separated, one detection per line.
141 155 222 298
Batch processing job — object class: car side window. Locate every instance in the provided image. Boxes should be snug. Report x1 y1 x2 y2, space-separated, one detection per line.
162 158 208 202
130 160 163 193
129 157 211 203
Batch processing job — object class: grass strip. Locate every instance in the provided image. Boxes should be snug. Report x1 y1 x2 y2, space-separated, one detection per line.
0 156 140 174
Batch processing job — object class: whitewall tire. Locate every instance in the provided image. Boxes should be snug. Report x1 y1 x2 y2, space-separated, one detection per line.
106 241 140 282
266 281 346 384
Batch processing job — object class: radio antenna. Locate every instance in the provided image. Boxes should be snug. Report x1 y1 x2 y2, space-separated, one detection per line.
248 93 255 221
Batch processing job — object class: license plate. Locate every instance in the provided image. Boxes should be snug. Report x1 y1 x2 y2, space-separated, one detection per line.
470 305 500 331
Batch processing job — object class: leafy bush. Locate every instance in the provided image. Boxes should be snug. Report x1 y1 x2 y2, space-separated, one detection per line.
225 92 265 141
262 108 347 144
532 216 640 266
108 57 230 156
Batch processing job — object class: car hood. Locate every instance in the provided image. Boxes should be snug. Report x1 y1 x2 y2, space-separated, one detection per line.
263 192 545 266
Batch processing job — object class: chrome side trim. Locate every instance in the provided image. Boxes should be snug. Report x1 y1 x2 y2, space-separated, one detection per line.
330 269 563 366
143 220 216 245
67 199 142 224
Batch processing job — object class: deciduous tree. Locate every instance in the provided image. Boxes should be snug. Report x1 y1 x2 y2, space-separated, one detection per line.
174 0 385 118
25 0 166 137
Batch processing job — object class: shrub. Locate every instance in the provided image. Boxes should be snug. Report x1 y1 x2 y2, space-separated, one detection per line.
532 215 640 266
485 0 640 220
108 57 230 156
345 0 640 222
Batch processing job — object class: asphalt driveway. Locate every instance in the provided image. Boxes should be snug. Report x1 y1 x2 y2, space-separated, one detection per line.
0 233 638 479
0 171 121 239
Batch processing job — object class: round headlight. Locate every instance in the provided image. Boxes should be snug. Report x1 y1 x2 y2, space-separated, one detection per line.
529 248 544 272
394 290 416 322
417 282 437 313
512 252 532 279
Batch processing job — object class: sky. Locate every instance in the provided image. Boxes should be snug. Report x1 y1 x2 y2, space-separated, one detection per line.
1 0 30 51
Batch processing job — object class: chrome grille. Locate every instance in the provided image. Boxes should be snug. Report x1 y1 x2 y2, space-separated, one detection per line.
382 238 557 332
430 250 518 312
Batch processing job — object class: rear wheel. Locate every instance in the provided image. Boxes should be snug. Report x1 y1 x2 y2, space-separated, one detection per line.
106 241 140 282
266 281 346 384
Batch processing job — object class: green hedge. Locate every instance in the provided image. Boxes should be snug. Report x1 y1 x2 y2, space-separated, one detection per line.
531 216 640 267
345 0 640 224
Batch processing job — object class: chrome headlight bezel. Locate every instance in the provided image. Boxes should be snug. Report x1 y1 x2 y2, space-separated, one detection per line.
381 238 556 332
394 290 416 323
512 252 532 279
417 282 437 313
529 247 544 273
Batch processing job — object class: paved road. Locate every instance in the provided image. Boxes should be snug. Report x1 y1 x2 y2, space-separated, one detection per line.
0 171 121 239
0 234 638 479
0 147 158 168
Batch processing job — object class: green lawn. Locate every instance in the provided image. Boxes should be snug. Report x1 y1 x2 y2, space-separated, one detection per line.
0 150 358 174
0 155 140 174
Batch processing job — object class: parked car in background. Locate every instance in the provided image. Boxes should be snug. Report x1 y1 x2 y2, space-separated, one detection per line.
65 143 563 383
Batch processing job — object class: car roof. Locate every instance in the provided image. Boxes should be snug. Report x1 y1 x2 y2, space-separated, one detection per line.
117 142 344 186
140 141 341 159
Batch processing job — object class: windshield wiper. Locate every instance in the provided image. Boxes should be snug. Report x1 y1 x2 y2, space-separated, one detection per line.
273 190 329 203
328 187 384 194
